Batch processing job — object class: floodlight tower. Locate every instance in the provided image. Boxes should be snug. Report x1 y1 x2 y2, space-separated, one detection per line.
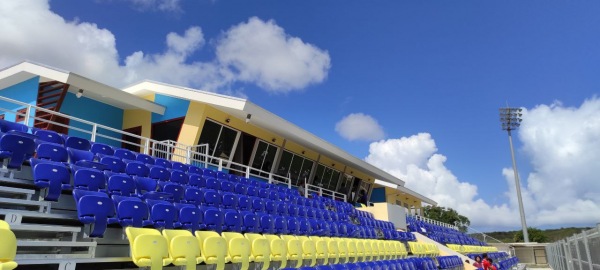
500 107 529 243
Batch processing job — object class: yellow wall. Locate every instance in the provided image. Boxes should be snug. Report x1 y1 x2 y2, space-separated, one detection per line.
283 140 318 161
382 186 423 211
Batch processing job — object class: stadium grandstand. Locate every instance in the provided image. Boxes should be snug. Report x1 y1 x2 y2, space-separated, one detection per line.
0 61 519 270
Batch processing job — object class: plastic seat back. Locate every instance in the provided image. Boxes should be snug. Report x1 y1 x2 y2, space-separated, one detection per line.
264 234 287 268
136 153 155 165
125 227 172 269
184 187 203 206
34 129 64 144
245 233 271 270
223 209 242 232
241 211 260 233
170 170 188 185
188 174 206 188
65 136 91 151
281 235 303 268
114 148 136 161
100 156 126 173
112 195 150 227
0 133 35 168
175 203 203 232
73 167 106 192
149 166 170 182
73 189 115 237
31 160 71 201
222 232 252 269
162 229 203 270
36 142 68 162
146 199 178 229
201 206 224 233
126 161 150 177
172 161 189 172
91 143 114 156
0 220 18 270
222 192 239 209
195 231 228 269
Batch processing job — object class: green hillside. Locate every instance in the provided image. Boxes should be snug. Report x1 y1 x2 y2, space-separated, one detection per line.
479 227 592 243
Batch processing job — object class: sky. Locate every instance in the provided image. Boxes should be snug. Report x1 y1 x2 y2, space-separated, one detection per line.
1 0 600 232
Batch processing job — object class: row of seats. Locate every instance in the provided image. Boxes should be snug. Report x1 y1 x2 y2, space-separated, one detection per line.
495 257 519 270
406 242 440 257
466 252 508 261
437 255 463 270
447 245 498 254
126 227 410 270
406 216 485 246
0 220 17 270
280 256 461 270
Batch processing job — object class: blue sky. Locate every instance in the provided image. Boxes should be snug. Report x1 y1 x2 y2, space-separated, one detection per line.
2 0 600 230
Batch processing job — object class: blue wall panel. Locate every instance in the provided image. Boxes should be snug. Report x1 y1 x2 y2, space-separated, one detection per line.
60 93 124 147
0 77 39 123
370 187 386 203
152 94 189 123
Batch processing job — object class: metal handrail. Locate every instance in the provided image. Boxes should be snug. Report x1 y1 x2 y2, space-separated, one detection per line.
305 183 347 202
0 95 292 186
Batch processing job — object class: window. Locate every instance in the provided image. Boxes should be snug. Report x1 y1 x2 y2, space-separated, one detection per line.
15 108 27 122
313 164 341 191
197 119 239 164
250 140 278 177
276 150 314 185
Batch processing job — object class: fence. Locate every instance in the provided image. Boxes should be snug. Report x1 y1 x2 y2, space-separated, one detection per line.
407 214 459 231
546 224 600 270
305 183 347 202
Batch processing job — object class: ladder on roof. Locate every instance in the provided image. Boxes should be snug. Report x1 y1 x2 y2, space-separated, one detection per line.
34 81 69 131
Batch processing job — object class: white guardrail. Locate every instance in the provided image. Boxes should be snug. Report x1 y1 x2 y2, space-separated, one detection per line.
0 95 299 189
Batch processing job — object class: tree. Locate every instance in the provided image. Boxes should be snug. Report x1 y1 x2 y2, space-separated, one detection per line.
513 227 548 243
422 205 471 233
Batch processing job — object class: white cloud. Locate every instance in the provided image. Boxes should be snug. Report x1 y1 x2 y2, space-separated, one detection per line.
366 97 600 230
0 1 330 94
335 113 385 141
216 17 331 92
125 0 182 12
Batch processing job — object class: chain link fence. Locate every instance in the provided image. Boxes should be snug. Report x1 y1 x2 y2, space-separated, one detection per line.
546 224 600 270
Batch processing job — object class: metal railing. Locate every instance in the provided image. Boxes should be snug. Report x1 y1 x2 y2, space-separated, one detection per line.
305 183 347 202
407 214 459 231
546 224 600 270
0 95 290 185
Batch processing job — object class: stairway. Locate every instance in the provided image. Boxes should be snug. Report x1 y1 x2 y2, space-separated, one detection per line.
34 81 69 131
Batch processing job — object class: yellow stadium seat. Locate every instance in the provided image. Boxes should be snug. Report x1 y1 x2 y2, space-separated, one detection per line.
325 237 339 264
363 239 373 261
264 234 287 269
355 239 365 262
346 238 357 262
370 240 380 261
125 227 172 270
221 232 252 270
384 241 394 259
337 238 349 263
195 231 228 270
0 220 18 270
162 230 203 270
377 240 387 260
398 242 408 258
309 236 329 264
245 233 271 270
281 235 303 268
297 235 317 266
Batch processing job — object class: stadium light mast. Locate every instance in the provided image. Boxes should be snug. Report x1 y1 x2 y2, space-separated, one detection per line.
500 107 529 243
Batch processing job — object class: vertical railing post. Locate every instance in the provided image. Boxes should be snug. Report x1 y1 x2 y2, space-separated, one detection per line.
91 124 97 142
268 173 273 184
186 146 191 164
245 166 250 178
24 105 32 127
218 159 223 171
144 139 150 155
204 146 209 168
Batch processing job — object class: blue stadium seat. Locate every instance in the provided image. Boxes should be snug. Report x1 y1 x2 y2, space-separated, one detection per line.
34 129 64 145
287 217 300 235
73 189 115 237
205 177 220 191
223 209 242 232
35 142 68 162
222 192 239 210
0 119 28 133
188 174 206 188
184 187 203 206
31 159 71 201
91 143 114 156
64 136 91 151
175 203 203 232
111 195 151 227
276 202 287 216
172 170 190 185
274 215 288 235
0 133 35 169
136 153 154 165
162 183 184 203
298 218 311 235
259 213 275 234
252 197 265 213
264 199 277 215
146 199 179 229
287 204 299 217
216 171 228 180
67 147 95 164
172 162 189 172
187 165 201 175
241 211 260 233
72 167 106 192
203 190 222 207
238 195 252 211
228 174 240 182
114 148 136 161
247 186 258 197
125 161 150 177
234 183 247 195
220 181 235 193
153 158 172 169
100 156 126 173
148 166 170 182
106 173 136 197
201 206 224 233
